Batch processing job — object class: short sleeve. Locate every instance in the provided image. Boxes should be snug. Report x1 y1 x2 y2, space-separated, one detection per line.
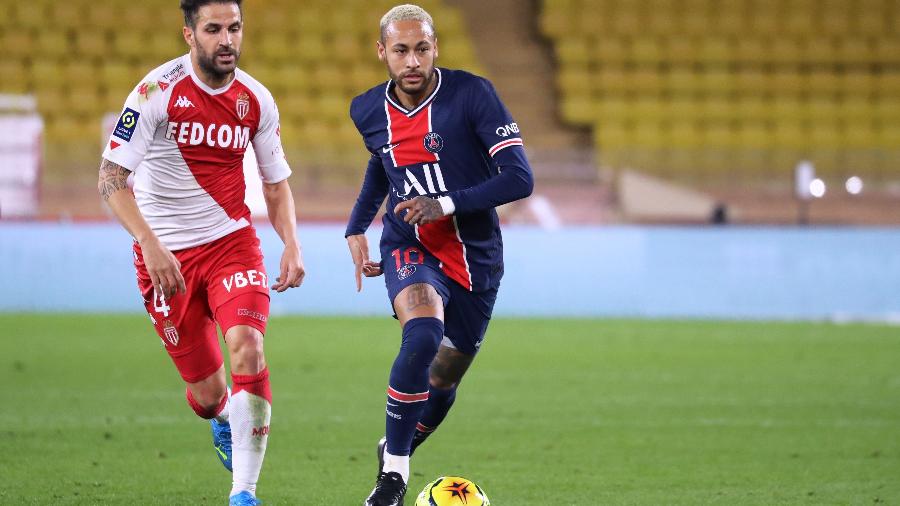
467 77 524 158
101 81 165 170
252 95 291 184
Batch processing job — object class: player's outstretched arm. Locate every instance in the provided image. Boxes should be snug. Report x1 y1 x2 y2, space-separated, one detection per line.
98 158 186 299
262 179 305 292
345 154 389 291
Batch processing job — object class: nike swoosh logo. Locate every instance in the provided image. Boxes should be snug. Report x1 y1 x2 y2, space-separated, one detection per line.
215 446 228 461
382 143 400 153
386 402 399 407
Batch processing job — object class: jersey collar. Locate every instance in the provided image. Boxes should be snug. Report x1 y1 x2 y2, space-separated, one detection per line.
385 68 442 117
184 54 237 96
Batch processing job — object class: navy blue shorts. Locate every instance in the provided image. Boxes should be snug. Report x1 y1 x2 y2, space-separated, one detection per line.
381 243 498 356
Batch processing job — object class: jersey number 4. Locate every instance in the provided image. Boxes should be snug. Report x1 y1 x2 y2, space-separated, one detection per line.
153 289 171 317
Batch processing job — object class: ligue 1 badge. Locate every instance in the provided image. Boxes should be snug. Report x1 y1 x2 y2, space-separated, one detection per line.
236 91 250 120
423 132 443 153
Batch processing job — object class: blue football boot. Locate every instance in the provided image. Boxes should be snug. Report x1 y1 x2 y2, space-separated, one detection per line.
210 418 233 472
229 491 262 506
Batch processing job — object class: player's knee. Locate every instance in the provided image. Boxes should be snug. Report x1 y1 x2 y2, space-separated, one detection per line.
226 326 266 373
428 346 472 389
401 317 444 369
194 387 226 410
186 378 227 418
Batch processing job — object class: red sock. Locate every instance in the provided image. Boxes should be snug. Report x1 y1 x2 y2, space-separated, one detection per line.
232 368 272 403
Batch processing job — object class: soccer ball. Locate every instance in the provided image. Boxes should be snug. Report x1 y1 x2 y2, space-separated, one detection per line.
415 476 490 506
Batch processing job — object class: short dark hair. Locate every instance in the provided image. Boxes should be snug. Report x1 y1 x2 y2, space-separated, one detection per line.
180 0 243 29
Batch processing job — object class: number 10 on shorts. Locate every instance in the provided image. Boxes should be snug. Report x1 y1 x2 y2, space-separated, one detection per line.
391 247 424 270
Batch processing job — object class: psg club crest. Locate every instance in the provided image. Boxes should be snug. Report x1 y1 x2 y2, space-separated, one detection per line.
397 264 417 281
162 320 179 346
236 91 250 120
423 132 443 153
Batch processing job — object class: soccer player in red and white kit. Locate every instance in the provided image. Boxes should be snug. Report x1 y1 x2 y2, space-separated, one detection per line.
97 1 303 504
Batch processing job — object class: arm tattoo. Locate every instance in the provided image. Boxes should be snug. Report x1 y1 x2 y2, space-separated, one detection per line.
98 159 131 201
406 283 436 311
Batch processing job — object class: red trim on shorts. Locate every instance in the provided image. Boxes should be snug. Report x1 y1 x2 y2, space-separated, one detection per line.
387 386 430 403
232 367 272 403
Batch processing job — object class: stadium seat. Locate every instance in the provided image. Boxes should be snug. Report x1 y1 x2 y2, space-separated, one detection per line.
856 9 887 34
803 37 837 65
74 32 109 60
663 37 697 64
12 2 47 30
49 3 83 28
35 31 71 60
875 38 900 65
30 61 63 93
591 37 631 65
735 96 769 122
0 60 29 94
4 29 34 61
593 66 630 94
733 37 768 65
630 37 664 65
101 62 142 100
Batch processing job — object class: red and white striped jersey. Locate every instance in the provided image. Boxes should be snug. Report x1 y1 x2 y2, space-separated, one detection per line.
103 55 291 251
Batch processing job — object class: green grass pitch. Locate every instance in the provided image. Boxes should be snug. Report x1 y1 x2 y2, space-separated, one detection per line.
1 314 898 505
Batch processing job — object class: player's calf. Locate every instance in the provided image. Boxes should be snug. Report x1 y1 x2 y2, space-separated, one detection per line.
411 384 456 455
382 317 443 482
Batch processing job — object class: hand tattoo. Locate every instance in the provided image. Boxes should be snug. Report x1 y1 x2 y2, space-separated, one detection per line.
415 197 444 224
98 159 131 201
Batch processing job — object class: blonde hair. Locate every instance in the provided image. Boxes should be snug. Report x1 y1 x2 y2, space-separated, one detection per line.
380 4 436 42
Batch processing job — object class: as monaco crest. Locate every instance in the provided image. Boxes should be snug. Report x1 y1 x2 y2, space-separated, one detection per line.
163 320 179 346
236 91 250 120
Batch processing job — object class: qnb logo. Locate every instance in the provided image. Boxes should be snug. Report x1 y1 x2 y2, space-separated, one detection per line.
397 162 448 198
174 95 194 108
166 122 252 149
252 425 270 437
222 269 268 292
495 122 520 137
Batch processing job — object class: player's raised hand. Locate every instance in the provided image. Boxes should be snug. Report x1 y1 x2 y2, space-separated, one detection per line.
347 234 382 292
140 236 185 300
394 196 444 226
272 242 305 292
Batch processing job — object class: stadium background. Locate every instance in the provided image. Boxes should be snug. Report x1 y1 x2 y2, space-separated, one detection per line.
1 0 899 504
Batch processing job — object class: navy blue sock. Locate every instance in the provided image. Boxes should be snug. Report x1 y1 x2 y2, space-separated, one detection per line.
385 317 443 456
411 384 457 454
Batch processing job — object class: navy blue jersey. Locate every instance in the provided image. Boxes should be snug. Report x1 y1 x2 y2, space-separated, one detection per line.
346 68 533 292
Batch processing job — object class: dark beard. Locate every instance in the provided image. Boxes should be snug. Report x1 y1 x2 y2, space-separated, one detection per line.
197 49 240 80
393 68 435 97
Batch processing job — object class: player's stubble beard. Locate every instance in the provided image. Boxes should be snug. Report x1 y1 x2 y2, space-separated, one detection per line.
196 46 241 81
390 55 437 100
